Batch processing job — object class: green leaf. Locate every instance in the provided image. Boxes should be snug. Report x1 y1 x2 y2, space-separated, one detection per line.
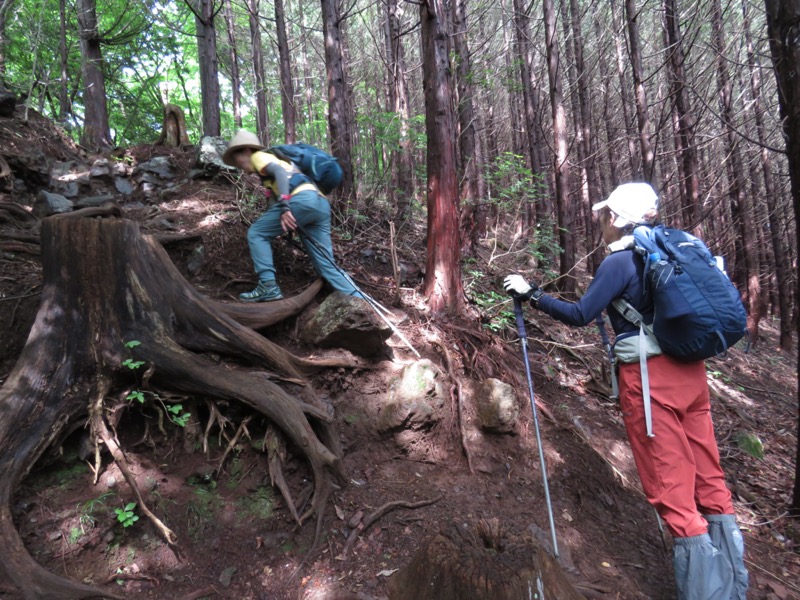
124 340 142 349
125 502 137 511
735 431 765 460
126 390 145 403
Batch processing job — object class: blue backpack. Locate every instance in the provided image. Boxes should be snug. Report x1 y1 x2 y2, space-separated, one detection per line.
268 143 343 194
616 225 747 361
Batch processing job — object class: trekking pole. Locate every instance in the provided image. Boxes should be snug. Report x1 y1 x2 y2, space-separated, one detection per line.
512 296 559 558
293 224 421 358
595 314 619 401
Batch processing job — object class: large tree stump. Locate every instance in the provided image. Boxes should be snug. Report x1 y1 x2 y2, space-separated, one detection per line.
0 217 346 599
388 519 584 600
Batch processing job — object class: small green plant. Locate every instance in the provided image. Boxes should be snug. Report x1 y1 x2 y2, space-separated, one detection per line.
735 431 765 460
114 502 139 528
121 339 191 427
126 390 145 403
122 340 145 370
68 526 83 545
164 402 191 427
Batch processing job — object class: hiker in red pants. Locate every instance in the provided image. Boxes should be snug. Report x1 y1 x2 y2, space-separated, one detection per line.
504 183 748 600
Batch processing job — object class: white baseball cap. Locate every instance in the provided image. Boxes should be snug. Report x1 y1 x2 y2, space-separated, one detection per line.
592 183 658 227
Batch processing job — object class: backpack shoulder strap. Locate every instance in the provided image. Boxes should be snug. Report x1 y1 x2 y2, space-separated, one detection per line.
611 298 655 337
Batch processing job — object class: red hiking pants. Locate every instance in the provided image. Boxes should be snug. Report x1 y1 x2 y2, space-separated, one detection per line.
618 354 734 538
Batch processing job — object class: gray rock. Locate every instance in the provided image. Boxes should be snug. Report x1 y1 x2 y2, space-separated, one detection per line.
474 378 519 433
34 191 73 217
302 292 391 357
112 161 130 176
378 359 446 431
75 195 114 208
137 156 174 179
188 168 208 180
114 177 133 195
195 136 237 175
50 161 89 197
219 566 237 587
90 159 112 179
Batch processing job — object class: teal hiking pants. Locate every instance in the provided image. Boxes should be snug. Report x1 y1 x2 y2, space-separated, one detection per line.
246 190 361 297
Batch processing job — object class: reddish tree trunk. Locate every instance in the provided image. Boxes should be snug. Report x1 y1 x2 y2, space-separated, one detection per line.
421 0 465 315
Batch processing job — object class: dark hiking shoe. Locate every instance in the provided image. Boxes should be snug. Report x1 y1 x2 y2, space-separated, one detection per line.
239 281 283 302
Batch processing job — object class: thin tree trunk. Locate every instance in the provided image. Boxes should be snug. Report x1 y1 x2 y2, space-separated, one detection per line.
77 0 112 149
451 0 482 253
58 0 69 121
567 0 601 271
663 0 701 233
712 0 760 343
190 0 222 137
320 0 355 203
543 0 575 294
385 0 413 221
746 0 791 351
611 0 638 179
512 0 545 211
223 0 242 129
624 0 654 182
421 0 464 315
297 0 316 143
274 0 295 142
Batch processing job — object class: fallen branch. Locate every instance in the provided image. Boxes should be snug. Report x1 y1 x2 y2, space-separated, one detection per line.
340 495 442 558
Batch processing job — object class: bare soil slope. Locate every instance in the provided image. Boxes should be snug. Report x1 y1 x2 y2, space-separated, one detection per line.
0 114 797 599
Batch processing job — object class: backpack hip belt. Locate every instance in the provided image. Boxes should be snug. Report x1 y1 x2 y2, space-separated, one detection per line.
290 182 322 198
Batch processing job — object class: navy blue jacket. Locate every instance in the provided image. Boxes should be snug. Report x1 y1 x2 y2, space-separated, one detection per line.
535 249 653 342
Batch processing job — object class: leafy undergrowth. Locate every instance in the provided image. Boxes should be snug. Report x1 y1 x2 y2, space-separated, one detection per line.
0 142 798 599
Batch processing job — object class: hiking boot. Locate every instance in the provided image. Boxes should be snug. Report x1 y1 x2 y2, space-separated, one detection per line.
239 281 283 302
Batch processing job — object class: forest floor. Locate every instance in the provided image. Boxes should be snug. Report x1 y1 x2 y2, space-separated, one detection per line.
0 119 798 599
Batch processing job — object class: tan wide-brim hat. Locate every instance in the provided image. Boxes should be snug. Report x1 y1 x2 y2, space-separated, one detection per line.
222 129 266 167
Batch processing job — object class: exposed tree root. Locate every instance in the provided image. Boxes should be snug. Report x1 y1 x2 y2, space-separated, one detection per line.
91 405 179 549
0 218 350 598
265 425 302 525
339 496 442 558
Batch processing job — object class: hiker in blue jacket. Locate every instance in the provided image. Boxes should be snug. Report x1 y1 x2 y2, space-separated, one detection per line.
223 130 361 302
504 183 748 600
